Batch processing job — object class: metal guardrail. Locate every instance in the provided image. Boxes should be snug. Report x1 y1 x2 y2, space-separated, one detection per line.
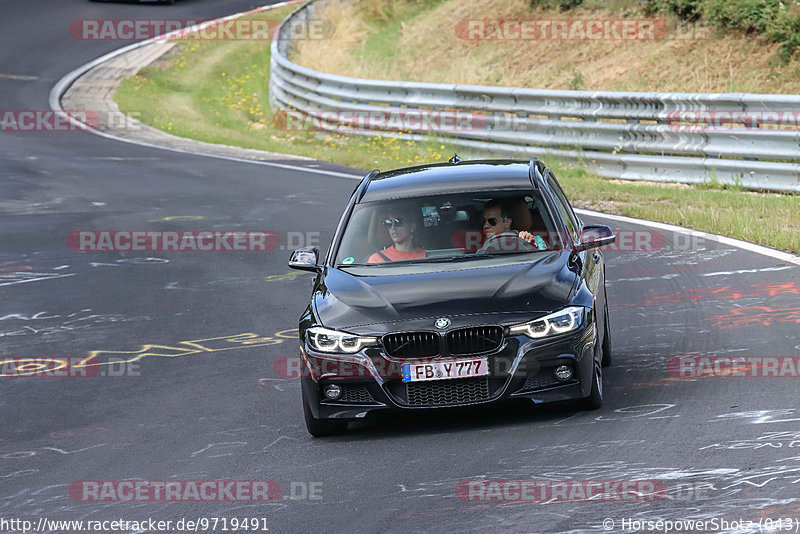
269 0 800 192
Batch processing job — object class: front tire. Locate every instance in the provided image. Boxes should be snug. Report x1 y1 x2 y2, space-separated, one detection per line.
302 388 347 437
581 322 603 410
581 360 603 410
601 297 612 367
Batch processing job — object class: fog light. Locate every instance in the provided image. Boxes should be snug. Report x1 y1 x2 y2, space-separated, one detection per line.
554 365 573 381
323 384 342 400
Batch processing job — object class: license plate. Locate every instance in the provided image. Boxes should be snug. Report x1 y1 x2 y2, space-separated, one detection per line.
401 358 488 383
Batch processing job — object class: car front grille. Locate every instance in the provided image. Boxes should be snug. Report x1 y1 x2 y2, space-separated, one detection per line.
520 372 561 392
337 384 379 405
383 326 504 358
406 377 490 406
383 332 439 358
447 326 503 355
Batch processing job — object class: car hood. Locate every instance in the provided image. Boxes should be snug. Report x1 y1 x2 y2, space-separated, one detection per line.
313 251 577 333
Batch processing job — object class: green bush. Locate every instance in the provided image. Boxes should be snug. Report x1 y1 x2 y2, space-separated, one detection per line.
766 4 800 61
666 0 703 21
641 0 800 62
529 0 584 11
702 0 774 31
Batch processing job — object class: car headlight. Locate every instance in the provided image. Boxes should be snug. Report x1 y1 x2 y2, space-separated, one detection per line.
306 326 378 354
508 306 585 339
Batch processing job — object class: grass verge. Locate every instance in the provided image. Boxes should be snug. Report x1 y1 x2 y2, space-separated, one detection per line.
114 5 800 254
551 164 799 254
114 6 450 169
292 0 800 93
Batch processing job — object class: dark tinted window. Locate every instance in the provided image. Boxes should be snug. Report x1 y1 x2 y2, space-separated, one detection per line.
547 173 579 242
334 189 561 266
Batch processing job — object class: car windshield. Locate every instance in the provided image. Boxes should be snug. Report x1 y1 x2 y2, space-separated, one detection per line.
334 189 565 267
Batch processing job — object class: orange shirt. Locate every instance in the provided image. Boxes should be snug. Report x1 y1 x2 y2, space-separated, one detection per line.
367 246 426 263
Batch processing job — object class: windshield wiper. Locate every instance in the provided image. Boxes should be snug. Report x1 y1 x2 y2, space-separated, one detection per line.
472 251 542 257
338 256 476 267
402 255 494 264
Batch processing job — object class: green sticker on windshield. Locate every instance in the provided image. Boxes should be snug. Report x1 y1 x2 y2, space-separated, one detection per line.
342 257 355 264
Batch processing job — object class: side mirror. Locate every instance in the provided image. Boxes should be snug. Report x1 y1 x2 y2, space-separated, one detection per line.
288 246 321 272
573 225 615 252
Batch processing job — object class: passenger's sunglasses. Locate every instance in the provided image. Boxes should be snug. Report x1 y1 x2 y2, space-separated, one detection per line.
383 217 406 228
482 217 504 226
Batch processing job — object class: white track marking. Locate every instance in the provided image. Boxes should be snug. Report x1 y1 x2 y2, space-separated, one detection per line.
575 209 800 266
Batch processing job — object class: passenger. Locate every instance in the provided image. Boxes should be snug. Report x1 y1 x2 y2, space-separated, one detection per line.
476 200 536 254
367 207 426 263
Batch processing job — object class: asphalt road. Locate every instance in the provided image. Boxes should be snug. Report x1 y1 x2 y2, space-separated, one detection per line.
1 1 799 533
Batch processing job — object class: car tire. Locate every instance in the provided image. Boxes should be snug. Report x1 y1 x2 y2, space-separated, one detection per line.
601 297 612 367
581 360 603 410
581 322 603 410
302 388 347 437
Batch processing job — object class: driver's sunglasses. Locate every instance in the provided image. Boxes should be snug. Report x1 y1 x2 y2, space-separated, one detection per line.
383 217 406 228
482 217 503 226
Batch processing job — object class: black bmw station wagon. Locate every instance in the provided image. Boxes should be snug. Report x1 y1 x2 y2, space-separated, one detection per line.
289 157 615 436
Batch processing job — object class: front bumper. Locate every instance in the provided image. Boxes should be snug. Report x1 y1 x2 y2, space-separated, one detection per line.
301 322 598 421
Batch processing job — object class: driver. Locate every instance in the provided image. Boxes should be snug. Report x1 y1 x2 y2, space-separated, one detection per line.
367 207 426 263
476 200 536 254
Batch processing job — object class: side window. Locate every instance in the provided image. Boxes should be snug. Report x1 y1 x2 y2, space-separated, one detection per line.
547 173 579 242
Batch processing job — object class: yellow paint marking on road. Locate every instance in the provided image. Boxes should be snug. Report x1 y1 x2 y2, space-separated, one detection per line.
74 330 299 368
275 329 298 339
